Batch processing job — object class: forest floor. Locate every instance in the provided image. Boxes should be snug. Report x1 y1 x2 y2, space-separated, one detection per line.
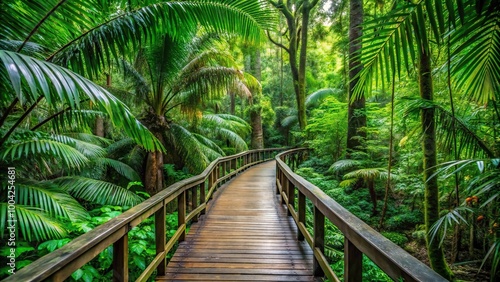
405 241 490 281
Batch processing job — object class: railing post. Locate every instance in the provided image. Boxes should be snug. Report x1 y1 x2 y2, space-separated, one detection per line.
276 163 280 195
155 203 166 275
200 182 206 214
191 186 198 222
178 191 186 241
288 179 295 211
281 177 291 206
313 207 325 277
113 234 129 282
344 238 362 282
298 191 305 241
208 170 214 200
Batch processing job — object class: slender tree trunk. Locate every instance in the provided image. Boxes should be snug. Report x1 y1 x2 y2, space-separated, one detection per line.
245 48 264 149
420 48 453 280
347 0 366 157
95 74 111 137
297 1 313 130
229 92 235 115
144 115 166 196
269 0 318 130
368 180 377 216
380 73 396 227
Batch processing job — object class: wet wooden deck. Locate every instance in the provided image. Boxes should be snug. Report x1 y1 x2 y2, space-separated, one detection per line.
157 161 314 281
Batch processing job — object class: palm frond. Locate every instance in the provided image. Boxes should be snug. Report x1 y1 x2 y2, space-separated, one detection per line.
434 106 494 158
1 134 89 169
306 88 342 107
192 133 225 159
0 203 67 242
181 49 237 75
53 176 144 207
280 115 298 128
429 206 471 247
202 114 251 135
479 239 500 280
0 50 163 152
16 179 90 222
120 58 151 100
5 0 274 75
215 128 249 152
176 66 243 109
353 0 452 98
242 72 261 95
95 158 141 181
38 109 107 133
62 132 111 147
403 97 494 158
450 2 500 104
166 124 211 172
53 134 107 158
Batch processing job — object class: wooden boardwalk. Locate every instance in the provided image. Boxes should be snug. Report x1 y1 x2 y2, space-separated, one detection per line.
157 161 315 281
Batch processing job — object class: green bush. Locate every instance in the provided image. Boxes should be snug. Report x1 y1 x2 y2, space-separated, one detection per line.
385 211 423 231
382 232 409 247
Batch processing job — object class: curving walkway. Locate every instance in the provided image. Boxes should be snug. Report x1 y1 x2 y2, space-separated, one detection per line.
156 161 314 281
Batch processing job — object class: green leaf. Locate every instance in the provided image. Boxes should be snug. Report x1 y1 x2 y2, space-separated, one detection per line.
72 269 84 281
133 255 146 270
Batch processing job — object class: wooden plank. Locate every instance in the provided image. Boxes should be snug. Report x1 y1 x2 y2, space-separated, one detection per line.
157 273 314 281
158 162 314 282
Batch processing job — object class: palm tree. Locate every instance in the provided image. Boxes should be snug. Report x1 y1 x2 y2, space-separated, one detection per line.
120 32 253 195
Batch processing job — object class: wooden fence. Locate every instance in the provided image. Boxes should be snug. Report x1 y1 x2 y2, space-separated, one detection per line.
276 148 448 282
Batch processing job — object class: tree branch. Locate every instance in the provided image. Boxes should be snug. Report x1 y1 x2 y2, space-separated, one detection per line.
266 30 289 53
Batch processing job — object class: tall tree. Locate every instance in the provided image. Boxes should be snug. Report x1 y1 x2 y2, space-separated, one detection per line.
267 0 320 130
243 46 264 149
122 33 253 195
347 0 366 156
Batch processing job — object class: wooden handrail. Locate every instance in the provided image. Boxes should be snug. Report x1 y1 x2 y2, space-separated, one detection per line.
5 148 285 282
275 148 449 282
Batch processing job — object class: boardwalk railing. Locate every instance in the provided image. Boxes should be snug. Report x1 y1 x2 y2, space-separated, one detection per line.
276 148 448 282
6 148 285 282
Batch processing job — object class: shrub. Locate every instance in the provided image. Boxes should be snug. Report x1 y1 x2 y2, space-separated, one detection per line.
385 210 423 231
382 232 409 247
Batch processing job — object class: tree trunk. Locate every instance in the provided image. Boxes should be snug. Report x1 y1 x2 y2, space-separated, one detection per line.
144 115 166 196
95 74 112 137
347 0 366 157
250 109 264 149
245 48 264 149
420 48 454 280
297 1 312 130
368 180 377 216
269 0 318 130
229 92 235 115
